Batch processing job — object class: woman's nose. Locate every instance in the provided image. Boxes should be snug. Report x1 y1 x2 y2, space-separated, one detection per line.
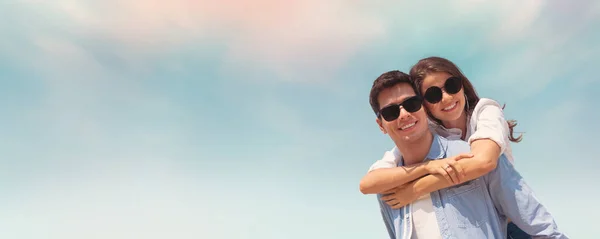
441 90 454 104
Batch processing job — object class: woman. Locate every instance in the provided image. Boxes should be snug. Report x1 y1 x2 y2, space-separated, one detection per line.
360 56 528 238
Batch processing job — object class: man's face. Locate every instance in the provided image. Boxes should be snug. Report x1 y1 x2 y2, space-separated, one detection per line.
376 83 430 144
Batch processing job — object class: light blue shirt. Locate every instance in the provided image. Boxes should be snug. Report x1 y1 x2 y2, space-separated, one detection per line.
378 134 568 239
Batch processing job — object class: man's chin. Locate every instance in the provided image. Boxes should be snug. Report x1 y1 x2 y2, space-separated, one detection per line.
400 135 417 142
399 131 427 143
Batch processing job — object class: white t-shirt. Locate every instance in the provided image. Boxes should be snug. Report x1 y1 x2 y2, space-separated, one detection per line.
411 194 442 239
368 98 514 172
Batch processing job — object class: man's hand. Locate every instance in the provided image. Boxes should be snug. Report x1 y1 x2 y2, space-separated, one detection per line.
381 184 419 209
425 153 473 185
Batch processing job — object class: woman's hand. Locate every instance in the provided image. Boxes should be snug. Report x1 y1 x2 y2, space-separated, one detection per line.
425 153 473 184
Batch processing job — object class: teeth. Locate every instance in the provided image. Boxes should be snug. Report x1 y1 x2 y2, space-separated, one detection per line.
401 122 416 130
443 102 457 111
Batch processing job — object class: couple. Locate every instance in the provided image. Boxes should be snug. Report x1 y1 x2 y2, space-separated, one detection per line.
359 57 567 239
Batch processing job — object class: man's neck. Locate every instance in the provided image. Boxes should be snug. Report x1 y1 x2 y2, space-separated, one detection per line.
396 132 434 166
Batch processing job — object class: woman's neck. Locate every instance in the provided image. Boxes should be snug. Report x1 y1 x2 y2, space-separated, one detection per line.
442 111 468 139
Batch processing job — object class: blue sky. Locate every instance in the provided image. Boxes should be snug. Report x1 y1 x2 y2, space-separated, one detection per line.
1 0 598 238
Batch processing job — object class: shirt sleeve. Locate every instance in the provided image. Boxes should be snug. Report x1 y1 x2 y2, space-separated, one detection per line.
368 146 401 172
379 205 396 239
467 99 510 154
484 156 568 238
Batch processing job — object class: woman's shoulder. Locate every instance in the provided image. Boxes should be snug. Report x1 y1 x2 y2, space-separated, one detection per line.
474 98 502 109
468 98 508 127
472 98 504 117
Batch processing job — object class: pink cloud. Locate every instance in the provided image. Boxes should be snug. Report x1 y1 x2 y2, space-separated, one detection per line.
10 0 598 86
20 0 386 82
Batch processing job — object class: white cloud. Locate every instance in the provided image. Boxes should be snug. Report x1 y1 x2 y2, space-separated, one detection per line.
485 0 546 44
6 0 598 88
219 0 387 83
462 0 600 98
5 0 388 83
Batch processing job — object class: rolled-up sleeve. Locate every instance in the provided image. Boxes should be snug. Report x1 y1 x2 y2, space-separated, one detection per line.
468 99 510 154
485 155 568 238
368 147 401 172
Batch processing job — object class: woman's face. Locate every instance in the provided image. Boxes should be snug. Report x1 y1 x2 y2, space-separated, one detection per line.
420 71 466 123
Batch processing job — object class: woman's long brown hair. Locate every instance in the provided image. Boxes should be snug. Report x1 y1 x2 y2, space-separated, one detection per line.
409 56 523 143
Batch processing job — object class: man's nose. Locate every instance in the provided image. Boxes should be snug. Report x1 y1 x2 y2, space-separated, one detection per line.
398 107 411 121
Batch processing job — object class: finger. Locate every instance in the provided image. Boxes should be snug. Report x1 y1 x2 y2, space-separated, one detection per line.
437 167 452 184
386 198 399 208
454 153 474 161
382 189 396 196
382 193 398 202
391 202 404 209
381 194 392 201
451 163 465 183
394 199 409 209
447 161 461 183
445 165 458 184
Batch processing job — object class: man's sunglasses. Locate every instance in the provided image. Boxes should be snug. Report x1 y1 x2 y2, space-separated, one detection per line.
423 76 463 104
378 96 423 121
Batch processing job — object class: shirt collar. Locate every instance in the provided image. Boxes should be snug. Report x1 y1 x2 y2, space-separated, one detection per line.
398 133 449 166
425 134 448 161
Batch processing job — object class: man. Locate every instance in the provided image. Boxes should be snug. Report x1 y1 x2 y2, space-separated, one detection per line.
361 70 566 239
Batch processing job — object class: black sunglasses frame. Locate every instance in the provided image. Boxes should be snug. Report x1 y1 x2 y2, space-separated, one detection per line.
377 96 423 122
423 76 463 104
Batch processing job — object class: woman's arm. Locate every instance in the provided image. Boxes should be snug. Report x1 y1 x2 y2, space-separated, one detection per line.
381 101 511 206
360 147 422 194
440 100 510 185
360 162 429 195
360 153 473 195
465 99 511 173
415 150 499 195
381 155 495 209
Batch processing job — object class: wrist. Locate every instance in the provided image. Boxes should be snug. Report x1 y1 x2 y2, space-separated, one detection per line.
410 180 424 198
413 174 440 196
420 161 431 174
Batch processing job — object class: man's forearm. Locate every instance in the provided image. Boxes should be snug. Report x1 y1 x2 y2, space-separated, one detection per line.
360 163 429 194
411 174 451 196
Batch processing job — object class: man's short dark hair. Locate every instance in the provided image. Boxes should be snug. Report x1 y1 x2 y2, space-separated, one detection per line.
369 70 415 116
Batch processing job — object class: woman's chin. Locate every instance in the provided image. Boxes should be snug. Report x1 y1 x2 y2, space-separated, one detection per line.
434 111 463 124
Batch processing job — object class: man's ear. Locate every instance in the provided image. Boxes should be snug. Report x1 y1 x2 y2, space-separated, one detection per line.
376 117 387 134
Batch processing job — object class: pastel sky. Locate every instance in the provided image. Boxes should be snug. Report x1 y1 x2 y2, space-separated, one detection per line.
1 0 598 238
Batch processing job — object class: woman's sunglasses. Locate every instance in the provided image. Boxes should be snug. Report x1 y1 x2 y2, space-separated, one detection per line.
378 96 423 121
423 76 463 104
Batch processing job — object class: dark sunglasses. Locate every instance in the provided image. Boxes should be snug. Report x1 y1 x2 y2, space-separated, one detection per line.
423 76 463 104
378 96 423 121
